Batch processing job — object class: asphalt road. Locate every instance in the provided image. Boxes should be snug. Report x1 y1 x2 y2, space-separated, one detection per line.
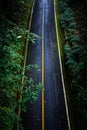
22 0 68 130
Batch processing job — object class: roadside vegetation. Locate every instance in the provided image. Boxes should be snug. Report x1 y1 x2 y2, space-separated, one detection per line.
0 0 41 129
56 0 87 129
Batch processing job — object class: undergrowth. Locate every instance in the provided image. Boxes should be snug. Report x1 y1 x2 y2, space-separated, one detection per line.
57 0 87 129
0 0 41 129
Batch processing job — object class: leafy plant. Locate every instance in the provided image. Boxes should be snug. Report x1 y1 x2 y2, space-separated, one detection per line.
58 0 87 128
0 17 41 130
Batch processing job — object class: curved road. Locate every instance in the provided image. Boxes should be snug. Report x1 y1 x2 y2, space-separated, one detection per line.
23 0 68 130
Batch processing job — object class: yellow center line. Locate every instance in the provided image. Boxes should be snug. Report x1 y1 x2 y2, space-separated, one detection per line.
42 5 45 130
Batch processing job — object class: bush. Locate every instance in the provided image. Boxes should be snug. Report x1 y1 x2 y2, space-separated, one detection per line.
0 25 41 129
58 0 87 128
59 0 80 45
0 4 41 129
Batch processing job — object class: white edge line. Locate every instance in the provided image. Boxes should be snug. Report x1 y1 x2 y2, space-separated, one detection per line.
19 0 35 117
17 1 35 130
28 0 35 31
22 0 35 91
54 0 71 130
23 0 35 68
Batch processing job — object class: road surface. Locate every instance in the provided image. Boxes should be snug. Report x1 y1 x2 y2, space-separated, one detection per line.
22 0 68 130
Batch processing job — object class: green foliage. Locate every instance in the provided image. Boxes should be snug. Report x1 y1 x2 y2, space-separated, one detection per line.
58 0 80 45
0 107 18 130
0 0 32 24
23 78 41 104
59 1 73 28
59 8 73 30
64 44 87 77
29 33 40 45
64 32 87 127
0 24 41 129
58 0 87 128
0 1 41 129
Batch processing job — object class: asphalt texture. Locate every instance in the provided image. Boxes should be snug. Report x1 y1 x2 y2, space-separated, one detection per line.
22 0 68 130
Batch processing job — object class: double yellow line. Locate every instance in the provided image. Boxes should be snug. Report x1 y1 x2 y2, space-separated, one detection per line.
42 5 45 130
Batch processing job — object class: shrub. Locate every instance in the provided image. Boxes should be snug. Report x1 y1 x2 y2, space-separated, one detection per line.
58 0 87 128
0 20 41 129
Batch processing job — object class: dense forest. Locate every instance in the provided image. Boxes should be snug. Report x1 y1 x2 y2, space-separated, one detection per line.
57 0 87 129
0 0 41 130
